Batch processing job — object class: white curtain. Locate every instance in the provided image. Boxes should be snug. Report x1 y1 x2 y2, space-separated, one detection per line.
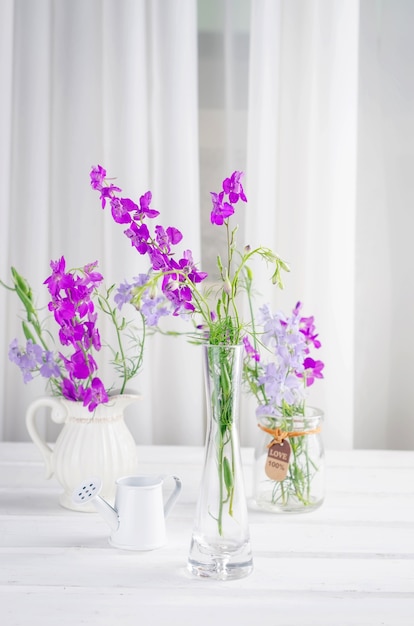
244 0 414 450
355 0 414 449
1 0 414 451
245 0 360 450
0 0 203 445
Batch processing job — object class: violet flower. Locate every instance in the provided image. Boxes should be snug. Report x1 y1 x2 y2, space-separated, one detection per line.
244 302 324 418
91 165 208 318
210 192 234 226
243 335 260 362
4 254 149 412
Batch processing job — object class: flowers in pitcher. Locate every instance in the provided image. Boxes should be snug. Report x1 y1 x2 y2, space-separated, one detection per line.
1 258 163 411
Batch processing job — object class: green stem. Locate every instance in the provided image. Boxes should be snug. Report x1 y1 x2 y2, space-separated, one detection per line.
228 434 235 516
99 294 128 391
217 430 224 536
98 291 146 393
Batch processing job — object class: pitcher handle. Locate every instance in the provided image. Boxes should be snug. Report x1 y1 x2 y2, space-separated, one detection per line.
25 397 68 479
162 475 182 518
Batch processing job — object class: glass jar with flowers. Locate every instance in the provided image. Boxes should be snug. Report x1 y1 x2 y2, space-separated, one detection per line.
1 258 165 510
243 301 325 513
90 166 290 579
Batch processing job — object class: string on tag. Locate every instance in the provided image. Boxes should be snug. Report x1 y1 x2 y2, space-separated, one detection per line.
258 423 321 447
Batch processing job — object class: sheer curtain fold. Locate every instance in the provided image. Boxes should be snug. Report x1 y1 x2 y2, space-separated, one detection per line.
149 0 203 444
246 0 360 450
0 0 202 444
355 0 414 449
0 0 14 440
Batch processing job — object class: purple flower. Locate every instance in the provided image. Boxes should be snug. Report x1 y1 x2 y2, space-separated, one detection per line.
222 171 247 204
258 362 304 407
44 256 72 297
162 279 195 316
120 197 138 214
48 297 76 324
82 261 104 286
110 197 132 224
253 301 324 413
243 335 260 362
89 165 107 191
300 315 321 349
8 339 43 383
8 338 22 365
99 184 122 209
60 350 97 380
210 191 234 226
114 281 134 310
155 225 183 253
124 222 151 254
82 318 102 351
90 165 211 325
114 275 150 310
140 292 171 326
39 351 61 379
173 250 208 285
299 357 325 387
61 377 81 401
6 250 147 411
135 191 160 219
148 248 169 271
58 321 76 346
82 377 108 412
256 404 281 419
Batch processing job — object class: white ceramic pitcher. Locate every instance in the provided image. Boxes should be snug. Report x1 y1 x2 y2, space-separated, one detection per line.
72 474 182 550
25 394 140 511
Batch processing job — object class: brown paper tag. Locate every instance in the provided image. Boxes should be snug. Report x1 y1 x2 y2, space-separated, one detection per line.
265 440 291 481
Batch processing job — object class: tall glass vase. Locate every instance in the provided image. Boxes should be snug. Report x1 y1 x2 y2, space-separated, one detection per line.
187 344 253 580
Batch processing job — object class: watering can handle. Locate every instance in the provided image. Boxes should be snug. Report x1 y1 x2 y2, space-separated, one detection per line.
163 475 182 518
25 397 68 479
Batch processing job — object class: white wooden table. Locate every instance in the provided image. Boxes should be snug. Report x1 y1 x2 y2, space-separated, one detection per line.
1 443 413 625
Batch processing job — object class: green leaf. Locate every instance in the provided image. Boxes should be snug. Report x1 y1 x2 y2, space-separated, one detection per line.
11 267 31 295
245 265 253 282
22 321 36 343
223 456 233 493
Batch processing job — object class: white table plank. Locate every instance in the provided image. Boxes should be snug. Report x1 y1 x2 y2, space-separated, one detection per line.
2 587 413 626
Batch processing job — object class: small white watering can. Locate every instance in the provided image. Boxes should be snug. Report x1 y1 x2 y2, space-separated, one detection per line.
72 474 182 551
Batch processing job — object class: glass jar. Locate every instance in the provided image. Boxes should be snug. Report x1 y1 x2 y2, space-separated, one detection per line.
253 408 325 513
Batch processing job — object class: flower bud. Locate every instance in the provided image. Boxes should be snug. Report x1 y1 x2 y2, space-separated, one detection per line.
223 277 232 296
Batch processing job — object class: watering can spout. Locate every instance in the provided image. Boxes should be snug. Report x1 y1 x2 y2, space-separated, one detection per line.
72 478 119 532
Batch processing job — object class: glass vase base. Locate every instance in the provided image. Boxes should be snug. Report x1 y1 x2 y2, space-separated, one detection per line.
187 535 253 580
253 494 324 514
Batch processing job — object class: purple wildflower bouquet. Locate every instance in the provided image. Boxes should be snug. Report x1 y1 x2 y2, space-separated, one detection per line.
243 300 325 507
90 165 289 531
1 258 159 412
90 165 288 344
